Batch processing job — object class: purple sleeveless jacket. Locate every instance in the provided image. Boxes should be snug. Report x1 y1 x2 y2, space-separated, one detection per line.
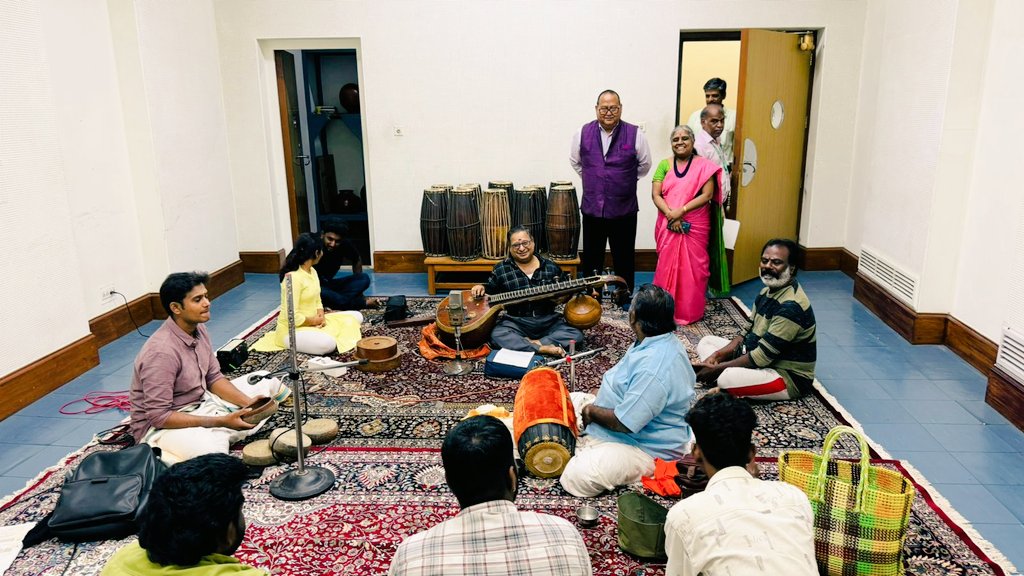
579 120 640 218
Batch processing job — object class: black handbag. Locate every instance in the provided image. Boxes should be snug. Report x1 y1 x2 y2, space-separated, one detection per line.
44 444 167 542
383 295 409 323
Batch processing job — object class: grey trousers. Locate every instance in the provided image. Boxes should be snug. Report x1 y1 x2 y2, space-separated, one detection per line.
489 313 584 352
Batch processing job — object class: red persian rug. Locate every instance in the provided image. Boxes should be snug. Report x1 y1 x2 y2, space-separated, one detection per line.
0 447 1014 575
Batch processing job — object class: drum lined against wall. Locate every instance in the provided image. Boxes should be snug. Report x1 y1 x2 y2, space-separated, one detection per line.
420 188 449 257
447 187 482 261
459 182 483 213
546 184 581 260
488 180 514 221
511 187 546 254
522 185 547 253
513 368 578 478
480 188 511 259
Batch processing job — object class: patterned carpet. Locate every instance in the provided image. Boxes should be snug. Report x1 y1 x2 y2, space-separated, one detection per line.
236 297 869 458
0 297 1014 575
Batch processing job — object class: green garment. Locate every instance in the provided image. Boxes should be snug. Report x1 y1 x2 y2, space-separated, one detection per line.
100 542 267 576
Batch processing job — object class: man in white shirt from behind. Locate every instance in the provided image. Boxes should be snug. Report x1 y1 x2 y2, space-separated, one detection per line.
664 392 817 576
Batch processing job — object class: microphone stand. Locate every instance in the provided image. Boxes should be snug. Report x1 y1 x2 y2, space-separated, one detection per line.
269 274 337 501
443 301 473 376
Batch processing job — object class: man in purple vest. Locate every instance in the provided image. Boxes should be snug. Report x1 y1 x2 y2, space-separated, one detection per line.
570 89 652 296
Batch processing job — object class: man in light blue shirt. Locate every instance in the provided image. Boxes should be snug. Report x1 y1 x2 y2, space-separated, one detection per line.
560 284 695 497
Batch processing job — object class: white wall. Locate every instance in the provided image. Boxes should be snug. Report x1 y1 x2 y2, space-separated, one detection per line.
0 1 92 374
212 0 868 256
41 0 148 318
951 0 1024 341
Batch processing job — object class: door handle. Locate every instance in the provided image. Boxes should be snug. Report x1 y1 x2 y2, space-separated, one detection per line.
294 155 310 166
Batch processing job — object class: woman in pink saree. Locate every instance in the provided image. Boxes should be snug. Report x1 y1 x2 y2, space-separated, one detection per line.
652 125 727 325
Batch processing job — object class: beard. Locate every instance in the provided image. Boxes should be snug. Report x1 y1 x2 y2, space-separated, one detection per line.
760 266 794 289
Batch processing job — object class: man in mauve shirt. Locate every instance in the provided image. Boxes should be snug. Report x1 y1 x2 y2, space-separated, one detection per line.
129 272 287 464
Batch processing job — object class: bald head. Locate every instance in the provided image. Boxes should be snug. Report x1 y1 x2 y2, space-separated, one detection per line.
700 104 725 140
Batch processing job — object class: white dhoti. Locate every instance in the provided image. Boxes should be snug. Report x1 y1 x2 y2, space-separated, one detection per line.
142 371 288 465
697 335 792 401
558 392 656 498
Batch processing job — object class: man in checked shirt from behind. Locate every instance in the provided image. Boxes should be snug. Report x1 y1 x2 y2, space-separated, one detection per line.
389 416 592 575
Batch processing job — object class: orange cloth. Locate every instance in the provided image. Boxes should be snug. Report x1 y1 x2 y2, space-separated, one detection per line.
418 322 491 361
512 368 578 445
642 458 682 497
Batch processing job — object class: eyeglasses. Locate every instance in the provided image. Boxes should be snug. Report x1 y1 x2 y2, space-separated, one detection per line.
510 241 533 249
597 106 621 114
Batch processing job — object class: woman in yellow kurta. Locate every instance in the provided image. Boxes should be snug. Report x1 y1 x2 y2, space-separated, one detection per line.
253 233 362 355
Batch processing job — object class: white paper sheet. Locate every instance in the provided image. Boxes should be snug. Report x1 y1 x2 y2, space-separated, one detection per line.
0 523 34 573
492 348 535 368
723 218 740 250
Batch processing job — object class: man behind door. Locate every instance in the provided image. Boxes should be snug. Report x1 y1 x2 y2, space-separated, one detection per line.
570 89 651 296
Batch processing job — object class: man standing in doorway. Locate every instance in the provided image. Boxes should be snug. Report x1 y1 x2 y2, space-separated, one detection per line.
694 103 732 205
570 89 652 296
687 78 736 172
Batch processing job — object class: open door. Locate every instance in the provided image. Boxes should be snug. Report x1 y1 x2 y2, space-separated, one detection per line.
730 30 813 283
275 51 311 241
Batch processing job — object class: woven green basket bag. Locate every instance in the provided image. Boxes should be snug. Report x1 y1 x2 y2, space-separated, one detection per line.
778 426 916 576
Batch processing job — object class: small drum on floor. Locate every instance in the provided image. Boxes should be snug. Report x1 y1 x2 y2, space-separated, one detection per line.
268 428 311 462
304 418 340 444
480 188 511 259
447 187 482 261
242 439 276 466
546 184 581 260
513 367 578 478
420 188 449 257
354 336 402 372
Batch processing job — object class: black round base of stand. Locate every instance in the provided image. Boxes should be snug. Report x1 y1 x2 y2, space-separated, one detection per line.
269 466 336 501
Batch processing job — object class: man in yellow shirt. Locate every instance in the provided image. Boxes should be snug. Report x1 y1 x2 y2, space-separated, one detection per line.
101 454 267 575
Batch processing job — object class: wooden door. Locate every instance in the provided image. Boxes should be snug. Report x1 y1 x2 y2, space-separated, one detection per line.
275 51 310 241
730 30 812 283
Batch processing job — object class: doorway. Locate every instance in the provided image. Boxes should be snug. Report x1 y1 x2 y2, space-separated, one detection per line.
678 30 816 284
274 49 371 264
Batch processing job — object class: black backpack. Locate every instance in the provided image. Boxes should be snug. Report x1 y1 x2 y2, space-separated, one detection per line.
27 444 166 544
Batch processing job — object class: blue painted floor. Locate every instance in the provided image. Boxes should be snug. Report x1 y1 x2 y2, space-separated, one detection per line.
1 271 1021 567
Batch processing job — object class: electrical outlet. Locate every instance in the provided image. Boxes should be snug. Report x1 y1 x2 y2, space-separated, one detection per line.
638 121 647 133
393 125 404 137
100 284 115 304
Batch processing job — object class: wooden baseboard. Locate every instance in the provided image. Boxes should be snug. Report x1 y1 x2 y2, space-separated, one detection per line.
374 250 659 274
374 251 428 273
986 366 1024 431
839 249 859 279
853 273 919 342
240 250 285 273
946 316 998 374
89 293 159 347
207 259 245 301
797 246 843 271
0 335 99 421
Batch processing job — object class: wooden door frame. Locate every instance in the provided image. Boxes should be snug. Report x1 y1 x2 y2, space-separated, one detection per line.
274 50 300 243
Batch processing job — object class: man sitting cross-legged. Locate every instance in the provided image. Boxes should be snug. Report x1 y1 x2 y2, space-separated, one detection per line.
560 283 695 498
664 392 817 576
129 272 288 465
693 238 816 401
101 453 266 575
389 415 592 575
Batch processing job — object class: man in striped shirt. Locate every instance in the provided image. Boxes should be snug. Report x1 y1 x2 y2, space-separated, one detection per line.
693 238 816 401
389 416 592 575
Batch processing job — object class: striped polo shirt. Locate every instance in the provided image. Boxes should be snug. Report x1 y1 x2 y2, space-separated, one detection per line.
743 280 817 396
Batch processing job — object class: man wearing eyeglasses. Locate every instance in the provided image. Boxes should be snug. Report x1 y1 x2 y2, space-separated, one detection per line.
570 90 652 298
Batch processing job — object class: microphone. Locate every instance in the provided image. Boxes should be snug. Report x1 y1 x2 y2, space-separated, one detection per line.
448 290 465 327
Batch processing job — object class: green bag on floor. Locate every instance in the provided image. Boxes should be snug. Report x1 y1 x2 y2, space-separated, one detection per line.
617 491 669 560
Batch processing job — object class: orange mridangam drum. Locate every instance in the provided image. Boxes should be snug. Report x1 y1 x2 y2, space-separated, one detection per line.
513 367 578 478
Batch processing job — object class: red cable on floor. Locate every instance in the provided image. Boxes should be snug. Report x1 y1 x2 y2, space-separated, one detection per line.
59 390 131 415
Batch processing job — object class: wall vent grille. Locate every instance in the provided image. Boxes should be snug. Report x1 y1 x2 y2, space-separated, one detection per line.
996 327 1024 385
858 246 919 307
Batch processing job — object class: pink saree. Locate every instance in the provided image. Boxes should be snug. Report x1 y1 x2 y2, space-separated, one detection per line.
653 155 723 325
